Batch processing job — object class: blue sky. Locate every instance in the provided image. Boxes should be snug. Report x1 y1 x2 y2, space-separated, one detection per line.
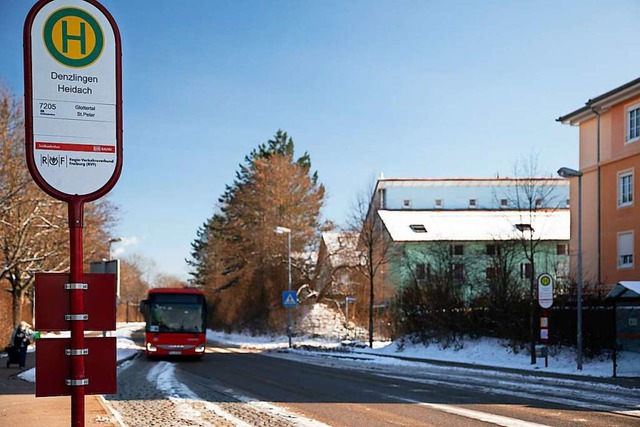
2 0 639 280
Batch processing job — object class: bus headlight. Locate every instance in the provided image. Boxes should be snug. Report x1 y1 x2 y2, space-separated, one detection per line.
195 344 205 353
146 343 157 352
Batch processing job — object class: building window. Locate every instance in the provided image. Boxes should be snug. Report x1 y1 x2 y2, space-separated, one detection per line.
415 263 430 283
435 199 443 209
469 199 477 208
450 244 464 256
500 199 509 208
556 261 569 280
453 263 465 282
486 266 497 280
410 224 427 233
627 103 640 142
566 199 571 208
618 231 634 269
520 263 533 279
535 198 543 208
556 244 569 255
618 170 633 207
403 199 411 208
486 244 501 256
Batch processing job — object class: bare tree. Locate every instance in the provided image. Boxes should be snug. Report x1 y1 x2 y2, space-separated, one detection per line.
154 273 187 289
503 153 561 364
119 256 151 303
348 182 392 347
0 87 117 327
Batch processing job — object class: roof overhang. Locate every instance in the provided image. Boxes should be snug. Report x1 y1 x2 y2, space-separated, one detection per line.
558 76 640 126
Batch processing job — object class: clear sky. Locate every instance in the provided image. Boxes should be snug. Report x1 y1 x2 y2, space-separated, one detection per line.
1 0 639 281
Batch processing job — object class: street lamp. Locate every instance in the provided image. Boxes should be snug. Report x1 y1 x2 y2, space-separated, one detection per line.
274 226 292 348
108 237 122 260
558 166 583 370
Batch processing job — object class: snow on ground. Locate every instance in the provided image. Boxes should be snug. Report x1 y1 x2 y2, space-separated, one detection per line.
205 301 640 378
10 312 638 426
16 322 142 383
208 329 635 377
15 316 639 382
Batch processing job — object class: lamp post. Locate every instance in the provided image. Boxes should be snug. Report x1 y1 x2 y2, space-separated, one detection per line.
108 237 122 260
558 166 583 371
274 226 292 348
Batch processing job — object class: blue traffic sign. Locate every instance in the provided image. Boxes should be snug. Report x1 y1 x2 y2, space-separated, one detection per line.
282 291 298 308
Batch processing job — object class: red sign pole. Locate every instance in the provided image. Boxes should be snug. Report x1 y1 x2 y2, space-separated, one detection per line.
69 200 85 426
24 2 122 424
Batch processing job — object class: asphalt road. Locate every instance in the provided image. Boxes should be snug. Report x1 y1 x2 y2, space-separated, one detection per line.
169 344 640 427
117 331 638 426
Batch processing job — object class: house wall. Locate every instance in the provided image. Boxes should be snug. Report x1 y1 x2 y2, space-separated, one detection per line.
381 181 569 211
390 240 569 299
573 91 640 290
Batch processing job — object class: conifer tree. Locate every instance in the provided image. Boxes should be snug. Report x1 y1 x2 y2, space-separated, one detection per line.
188 130 327 331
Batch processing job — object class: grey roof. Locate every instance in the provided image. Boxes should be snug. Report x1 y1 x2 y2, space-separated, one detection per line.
606 281 640 300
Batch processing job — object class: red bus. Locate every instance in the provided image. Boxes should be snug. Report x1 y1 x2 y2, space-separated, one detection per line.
140 288 207 358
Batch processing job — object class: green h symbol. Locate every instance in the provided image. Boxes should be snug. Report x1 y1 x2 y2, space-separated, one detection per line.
61 19 86 55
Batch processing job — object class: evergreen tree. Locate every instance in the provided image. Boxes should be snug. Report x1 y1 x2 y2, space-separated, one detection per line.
188 130 327 331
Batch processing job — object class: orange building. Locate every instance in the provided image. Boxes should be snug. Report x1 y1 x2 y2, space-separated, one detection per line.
559 77 640 294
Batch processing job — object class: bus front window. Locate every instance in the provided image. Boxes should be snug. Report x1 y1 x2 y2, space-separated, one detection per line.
149 303 203 333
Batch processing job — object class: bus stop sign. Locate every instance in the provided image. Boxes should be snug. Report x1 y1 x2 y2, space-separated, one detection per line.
24 0 122 202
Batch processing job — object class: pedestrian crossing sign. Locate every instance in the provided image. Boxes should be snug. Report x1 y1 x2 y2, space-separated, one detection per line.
282 291 298 308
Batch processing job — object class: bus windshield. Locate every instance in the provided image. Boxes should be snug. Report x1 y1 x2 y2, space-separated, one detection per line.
147 294 205 334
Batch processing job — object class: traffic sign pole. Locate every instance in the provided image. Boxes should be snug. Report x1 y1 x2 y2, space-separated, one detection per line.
23 1 122 425
69 200 85 426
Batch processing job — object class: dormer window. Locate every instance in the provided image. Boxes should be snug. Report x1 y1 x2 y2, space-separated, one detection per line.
410 224 427 233
515 223 534 233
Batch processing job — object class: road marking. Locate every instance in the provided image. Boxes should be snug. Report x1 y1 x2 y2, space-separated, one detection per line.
377 372 640 418
387 395 551 427
206 346 261 354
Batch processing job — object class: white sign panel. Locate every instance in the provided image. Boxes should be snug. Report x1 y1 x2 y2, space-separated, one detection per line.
28 0 119 196
537 273 554 309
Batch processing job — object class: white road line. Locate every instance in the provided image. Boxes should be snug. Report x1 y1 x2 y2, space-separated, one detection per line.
378 372 639 416
206 346 259 354
388 395 551 427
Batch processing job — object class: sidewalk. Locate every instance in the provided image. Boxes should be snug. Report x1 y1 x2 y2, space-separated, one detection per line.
0 351 118 426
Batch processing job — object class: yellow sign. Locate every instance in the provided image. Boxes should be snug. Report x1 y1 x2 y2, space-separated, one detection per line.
43 7 104 68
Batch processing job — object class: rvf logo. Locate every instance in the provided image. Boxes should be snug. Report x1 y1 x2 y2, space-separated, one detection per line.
43 7 104 68
40 154 67 168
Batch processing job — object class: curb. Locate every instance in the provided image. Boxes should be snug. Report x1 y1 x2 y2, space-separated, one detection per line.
290 344 640 389
97 350 142 426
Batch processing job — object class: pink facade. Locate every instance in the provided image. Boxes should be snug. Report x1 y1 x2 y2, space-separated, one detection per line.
559 78 640 293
